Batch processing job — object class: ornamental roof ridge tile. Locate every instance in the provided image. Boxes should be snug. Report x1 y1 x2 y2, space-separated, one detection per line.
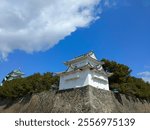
74 51 93 59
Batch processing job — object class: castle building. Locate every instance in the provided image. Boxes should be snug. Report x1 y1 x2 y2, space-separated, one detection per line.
58 51 111 90
0 69 24 86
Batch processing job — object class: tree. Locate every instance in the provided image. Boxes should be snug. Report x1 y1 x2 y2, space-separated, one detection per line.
102 59 132 84
0 72 59 99
102 59 150 99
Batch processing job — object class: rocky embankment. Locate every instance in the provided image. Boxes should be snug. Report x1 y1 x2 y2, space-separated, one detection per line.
0 86 150 113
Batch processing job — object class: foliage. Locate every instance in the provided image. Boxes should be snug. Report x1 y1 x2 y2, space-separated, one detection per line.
0 59 150 100
0 72 59 99
102 59 150 99
102 59 132 84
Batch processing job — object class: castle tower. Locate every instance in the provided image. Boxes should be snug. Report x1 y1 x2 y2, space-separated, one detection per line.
0 69 24 86
58 51 110 90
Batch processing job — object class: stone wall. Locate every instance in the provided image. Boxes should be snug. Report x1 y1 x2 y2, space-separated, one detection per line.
0 86 150 113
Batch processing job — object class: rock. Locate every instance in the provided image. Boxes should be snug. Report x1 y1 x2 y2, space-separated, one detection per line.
0 86 150 113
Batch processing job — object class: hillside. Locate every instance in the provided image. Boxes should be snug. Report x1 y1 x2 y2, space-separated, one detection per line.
0 59 150 113
0 86 150 113
1 59 150 100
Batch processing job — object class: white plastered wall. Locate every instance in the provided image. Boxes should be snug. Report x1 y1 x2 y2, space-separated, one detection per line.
59 69 89 90
88 71 109 90
59 69 109 91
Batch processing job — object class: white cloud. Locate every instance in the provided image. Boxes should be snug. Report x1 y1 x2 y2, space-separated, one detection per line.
137 71 150 83
144 65 150 69
0 0 101 60
138 71 150 77
103 0 117 8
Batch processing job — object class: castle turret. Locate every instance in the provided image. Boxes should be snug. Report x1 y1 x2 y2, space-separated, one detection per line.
0 69 24 86
58 51 110 90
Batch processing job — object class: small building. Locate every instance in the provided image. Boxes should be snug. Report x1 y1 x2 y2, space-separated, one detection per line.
58 51 111 90
0 69 24 86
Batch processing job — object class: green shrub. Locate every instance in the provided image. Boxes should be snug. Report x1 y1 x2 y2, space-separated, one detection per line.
0 72 59 99
102 59 150 99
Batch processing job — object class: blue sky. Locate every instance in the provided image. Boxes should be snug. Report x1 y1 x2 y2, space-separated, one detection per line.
0 0 150 82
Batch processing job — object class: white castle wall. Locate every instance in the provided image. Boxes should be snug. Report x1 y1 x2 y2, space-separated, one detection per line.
59 69 89 90
88 72 109 90
72 59 98 68
59 69 109 90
